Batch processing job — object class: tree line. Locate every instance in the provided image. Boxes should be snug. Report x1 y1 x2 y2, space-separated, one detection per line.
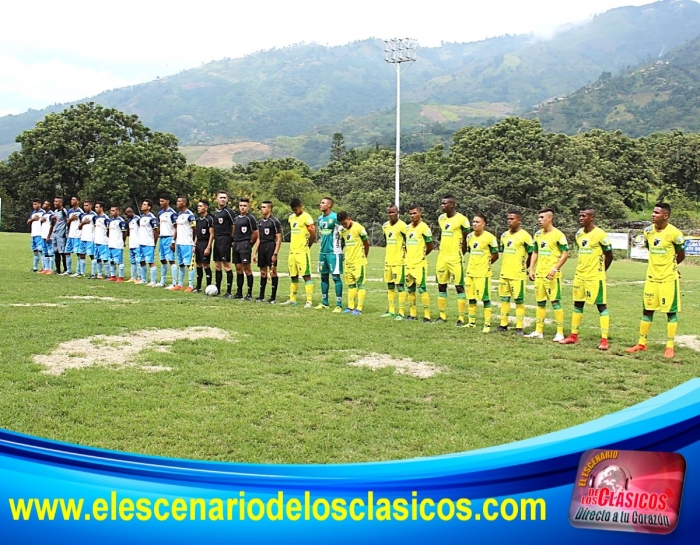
1 105 699 236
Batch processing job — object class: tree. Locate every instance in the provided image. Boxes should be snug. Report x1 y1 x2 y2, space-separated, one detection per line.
330 132 346 163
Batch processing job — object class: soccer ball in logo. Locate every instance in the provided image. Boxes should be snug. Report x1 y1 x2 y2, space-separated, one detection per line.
205 285 219 296
582 240 588 247
654 239 661 247
473 242 478 249
507 240 513 247
540 241 547 248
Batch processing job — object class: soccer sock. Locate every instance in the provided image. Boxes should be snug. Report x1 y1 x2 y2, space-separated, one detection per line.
347 284 357 310
333 275 343 307
290 280 299 303
215 270 222 291
553 302 564 336
196 268 203 289
408 290 417 318
259 277 268 299
247 274 254 296
118 263 124 279
226 270 234 294
140 264 147 281
536 303 547 334
41 256 47 270
438 292 447 320
160 264 167 284
357 286 366 311
483 302 492 328
205 268 212 286
638 315 653 346
80 257 86 275
90 259 96 276
271 276 279 300
387 284 396 314
55 255 62 274
321 273 330 306
33 253 40 270
188 269 195 288
457 292 466 322
468 300 477 325
111 263 117 277
304 280 314 303
515 303 526 329
421 292 431 320
171 263 178 284
150 266 157 284
179 265 186 286
599 309 610 340
66 255 73 274
62 254 67 272
500 299 510 327
571 307 584 335
397 286 406 316
667 313 678 348
236 273 244 295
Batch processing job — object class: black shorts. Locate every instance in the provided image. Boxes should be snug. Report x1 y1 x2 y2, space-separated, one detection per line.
195 241 211 265
213 236 232 262
233 240 252 264
258 242 277 268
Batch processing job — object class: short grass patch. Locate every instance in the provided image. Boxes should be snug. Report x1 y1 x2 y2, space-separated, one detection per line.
0 232 698 463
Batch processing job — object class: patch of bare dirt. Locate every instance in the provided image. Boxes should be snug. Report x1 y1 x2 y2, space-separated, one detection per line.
348 352 442 379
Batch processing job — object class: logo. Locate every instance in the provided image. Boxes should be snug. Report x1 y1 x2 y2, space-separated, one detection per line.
241 226 247 233
218 218 223 224
264 228 270 235
293 222 298 228
201 228 206 234
409 232 415 239
540 241 547 249
569 449 685 534
388 232 394 238
654 239 661 247
582 239 589 247
507 240 513 247
473 242 478 249
444 223 451 230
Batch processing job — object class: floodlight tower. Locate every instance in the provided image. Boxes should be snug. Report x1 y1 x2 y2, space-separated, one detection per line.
384 38 418 209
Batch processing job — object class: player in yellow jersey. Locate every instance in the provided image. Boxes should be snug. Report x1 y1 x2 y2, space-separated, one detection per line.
627 203 685 358
435 195 470 326
338 211 370 315
281 198 316 308
560 208 613 350
464 214 499 332
405 205 434 322
525 208 569 341
381 205 408 320
494 210 534 335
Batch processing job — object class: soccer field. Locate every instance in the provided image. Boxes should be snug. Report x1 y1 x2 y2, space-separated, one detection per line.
0 232 698 464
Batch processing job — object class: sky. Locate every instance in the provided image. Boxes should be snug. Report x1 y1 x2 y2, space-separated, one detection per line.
0 0 666 116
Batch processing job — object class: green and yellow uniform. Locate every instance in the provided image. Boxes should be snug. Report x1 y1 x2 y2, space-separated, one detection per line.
287 211 315 303
533 227 568 302
382 219 407 283
341 221 369 311
643 224 684 313
465 231 499 302
498 228 534 329
406 221 433 320
573 227 611 305
436 213 469 285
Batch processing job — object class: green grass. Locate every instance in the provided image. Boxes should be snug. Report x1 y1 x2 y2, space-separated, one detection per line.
1 232 699 464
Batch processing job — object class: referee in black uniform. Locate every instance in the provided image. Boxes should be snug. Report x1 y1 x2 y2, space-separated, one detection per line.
194 199 215 292
253 200 283 303
212 191 236 298
232 197 258 300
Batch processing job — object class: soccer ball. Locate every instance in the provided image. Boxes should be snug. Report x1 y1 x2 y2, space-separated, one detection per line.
204 285 219 296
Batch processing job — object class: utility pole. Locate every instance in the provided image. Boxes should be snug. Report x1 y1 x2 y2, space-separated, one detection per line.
384 38 417 209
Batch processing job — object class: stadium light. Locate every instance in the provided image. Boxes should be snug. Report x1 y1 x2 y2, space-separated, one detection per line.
384 38 418 209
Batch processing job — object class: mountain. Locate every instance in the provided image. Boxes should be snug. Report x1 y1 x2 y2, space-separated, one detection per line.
533 34 700 135
1 0 700 162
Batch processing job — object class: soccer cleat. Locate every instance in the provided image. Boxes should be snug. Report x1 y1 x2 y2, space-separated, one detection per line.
280 300 297 306
432 318 447 324
514 328 524 336
96 275 104 279
88 274 98 279
625 344 647 353
559 334 579 345
76 273 85 278
31 269 39 273
350 309 362 316
44 270 54 275
314 304 329 310
233 293 243 300
395 314 405 321
153 282 165 288
116 278 124 283
70 272 80 277
124 278 136 283
109 276 117 281
598 339 609 351
423 317 432 323
134 280 145 285
192 288 202 293
332 306 342 313
60 271 71 276
244 294 253 302
380 312 396 318
524 331 544 339
405 316 417 321
184 286 194 292
341 308 353 313
223 293 233 299
455 320 466 328
166 285 180 291
492 325 508 333
664 347 675 359
304 301 313 308
255 297 264 303
482 326 491 333
267 299 277 304
552 333 565 343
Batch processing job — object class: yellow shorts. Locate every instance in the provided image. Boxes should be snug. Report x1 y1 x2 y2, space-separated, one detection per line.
384 264 406 284
345 262 366 286
535 276 562 302
288 251 311 277
466 276 491 302
573 275 606 305
405 264 428 291
498 278 525 301
643 278 681 313
436 254 464 286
